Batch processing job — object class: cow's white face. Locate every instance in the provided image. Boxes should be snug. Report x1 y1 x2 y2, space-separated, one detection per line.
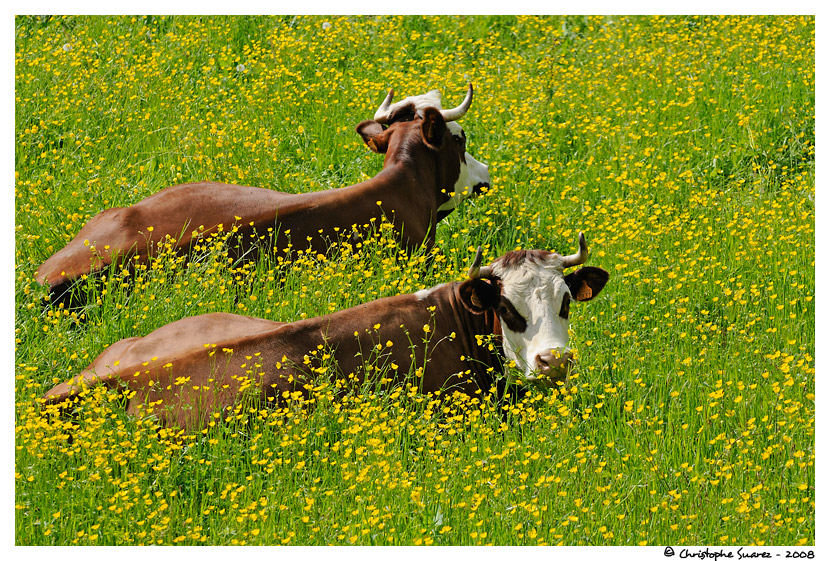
438 121 490 213
491 252 575 383
460 241 609 386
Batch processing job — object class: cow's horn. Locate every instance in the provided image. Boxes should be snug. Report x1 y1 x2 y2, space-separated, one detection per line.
440 83 473 122
468 246 493 279
560 232 589 269
374 88 395 123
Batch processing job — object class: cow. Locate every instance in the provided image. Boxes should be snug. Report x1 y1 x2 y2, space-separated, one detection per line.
41 233 609 432
35 85 490 310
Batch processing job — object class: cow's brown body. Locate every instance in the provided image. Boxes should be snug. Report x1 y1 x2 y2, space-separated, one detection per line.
42 281 503 431
42 238 610 433
36 100 487 309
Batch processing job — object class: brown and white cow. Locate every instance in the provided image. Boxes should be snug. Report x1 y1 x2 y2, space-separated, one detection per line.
41 234 609 431
371 87 489 221
36 85 490 309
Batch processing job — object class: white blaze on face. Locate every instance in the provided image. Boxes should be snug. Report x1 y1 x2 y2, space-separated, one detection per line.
459 152 490 190
437 121 490 213
491 254 573 378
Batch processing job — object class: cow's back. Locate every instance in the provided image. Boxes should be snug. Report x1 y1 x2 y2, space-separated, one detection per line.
42 312 289 430
133 181 294 231
35 182 294 289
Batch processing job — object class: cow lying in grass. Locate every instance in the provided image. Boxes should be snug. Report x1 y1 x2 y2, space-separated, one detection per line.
36 85 490 310
42 234 608 431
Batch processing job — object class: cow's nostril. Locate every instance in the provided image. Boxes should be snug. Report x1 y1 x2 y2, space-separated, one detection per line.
536 349 574 372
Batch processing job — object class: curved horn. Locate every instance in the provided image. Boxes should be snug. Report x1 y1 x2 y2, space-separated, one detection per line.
373 88 395 123
560 232 589 269
440 83 473 122
468 246 494 279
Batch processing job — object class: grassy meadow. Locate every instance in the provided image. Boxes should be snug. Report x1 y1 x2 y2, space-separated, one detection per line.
14 15 814 546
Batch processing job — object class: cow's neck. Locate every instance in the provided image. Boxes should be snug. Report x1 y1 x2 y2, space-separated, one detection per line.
351 158 441 206
286 280 505 391
425 281 506 383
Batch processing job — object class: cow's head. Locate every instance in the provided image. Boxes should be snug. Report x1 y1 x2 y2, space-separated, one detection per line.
356 84 490 219
459 233 609 385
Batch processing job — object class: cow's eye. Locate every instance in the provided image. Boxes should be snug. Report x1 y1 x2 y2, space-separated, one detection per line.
559 293 571 319
495 298 528 333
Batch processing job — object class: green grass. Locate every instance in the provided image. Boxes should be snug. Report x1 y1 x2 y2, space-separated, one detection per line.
14 15 814 546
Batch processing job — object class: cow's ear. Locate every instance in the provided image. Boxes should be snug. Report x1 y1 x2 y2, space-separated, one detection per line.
421 107 446 148
565 266 609 301
356 120 389 153
459 278 501 313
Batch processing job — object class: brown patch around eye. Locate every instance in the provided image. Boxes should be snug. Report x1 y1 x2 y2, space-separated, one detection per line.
497 297 527 333
559 293 571 319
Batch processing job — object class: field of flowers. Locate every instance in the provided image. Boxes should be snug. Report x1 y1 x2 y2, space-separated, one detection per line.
14 15 814 546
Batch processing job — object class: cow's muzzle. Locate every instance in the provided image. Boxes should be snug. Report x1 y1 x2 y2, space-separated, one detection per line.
528 349 574 386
